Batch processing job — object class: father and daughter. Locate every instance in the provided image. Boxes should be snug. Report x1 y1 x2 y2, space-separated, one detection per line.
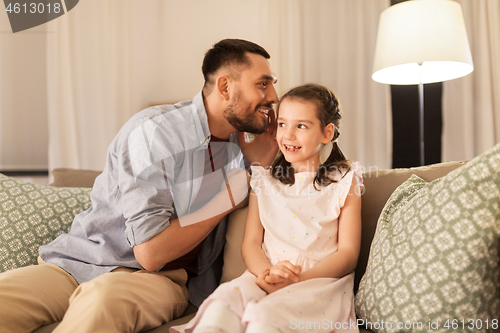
172 83 363 333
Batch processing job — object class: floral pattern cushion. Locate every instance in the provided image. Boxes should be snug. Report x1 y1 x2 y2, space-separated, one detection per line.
0 174 91 272
355 144 500 333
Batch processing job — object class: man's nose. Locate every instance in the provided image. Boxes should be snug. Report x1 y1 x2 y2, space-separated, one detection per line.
266 84 279 104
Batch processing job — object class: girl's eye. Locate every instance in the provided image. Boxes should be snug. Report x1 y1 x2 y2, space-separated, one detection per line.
278 122 285 127
298 124 307 129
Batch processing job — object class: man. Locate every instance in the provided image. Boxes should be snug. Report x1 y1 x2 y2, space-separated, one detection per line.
0 39 278 332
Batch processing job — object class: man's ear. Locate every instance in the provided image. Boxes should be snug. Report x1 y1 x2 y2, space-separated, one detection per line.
216 75 232 101
322 123 335 143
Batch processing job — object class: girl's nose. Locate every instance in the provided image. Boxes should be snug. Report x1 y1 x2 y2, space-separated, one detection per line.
283 128 295 140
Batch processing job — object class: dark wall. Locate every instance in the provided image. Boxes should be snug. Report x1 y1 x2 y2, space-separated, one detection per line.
389 0 443 168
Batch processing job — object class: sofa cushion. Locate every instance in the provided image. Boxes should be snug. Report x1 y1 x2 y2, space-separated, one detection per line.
51 168 102 188
220 206 248 283
355 160 465 292
355 144 500 332
0 173 92 273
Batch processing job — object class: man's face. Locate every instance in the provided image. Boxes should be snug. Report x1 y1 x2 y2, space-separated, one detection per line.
224 53 278 134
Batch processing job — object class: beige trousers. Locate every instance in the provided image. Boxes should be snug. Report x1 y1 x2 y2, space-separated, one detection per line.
0 258 189 333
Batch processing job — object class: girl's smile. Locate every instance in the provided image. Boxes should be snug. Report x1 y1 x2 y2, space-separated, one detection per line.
283 144 301 152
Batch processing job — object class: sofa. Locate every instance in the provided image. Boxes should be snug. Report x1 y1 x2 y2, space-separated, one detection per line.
5 155 500 333
13 160 471 333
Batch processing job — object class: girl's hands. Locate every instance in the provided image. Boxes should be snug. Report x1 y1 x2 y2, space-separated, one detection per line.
265 261 302 284
256 269 277 294
255 261 302 294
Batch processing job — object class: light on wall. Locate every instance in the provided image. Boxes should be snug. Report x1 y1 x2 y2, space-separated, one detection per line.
372 0 473 165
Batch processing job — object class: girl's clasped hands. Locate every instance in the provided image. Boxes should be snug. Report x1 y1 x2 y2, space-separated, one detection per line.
256 261 302 293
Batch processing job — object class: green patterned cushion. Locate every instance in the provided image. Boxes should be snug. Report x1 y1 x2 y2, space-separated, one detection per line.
355 144 500 333
0 174 91 273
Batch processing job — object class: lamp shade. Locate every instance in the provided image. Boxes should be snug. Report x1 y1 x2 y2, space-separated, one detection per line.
372 0 473 85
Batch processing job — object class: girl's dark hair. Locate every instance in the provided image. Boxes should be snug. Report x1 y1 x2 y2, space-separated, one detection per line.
271 83 350 189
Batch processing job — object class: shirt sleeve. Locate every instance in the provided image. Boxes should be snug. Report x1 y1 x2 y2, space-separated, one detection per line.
118 120 176 247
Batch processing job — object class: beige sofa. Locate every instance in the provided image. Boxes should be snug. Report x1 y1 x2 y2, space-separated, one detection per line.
35 160 466 333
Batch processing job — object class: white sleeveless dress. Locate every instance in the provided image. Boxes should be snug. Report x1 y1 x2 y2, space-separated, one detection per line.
171 162 362 333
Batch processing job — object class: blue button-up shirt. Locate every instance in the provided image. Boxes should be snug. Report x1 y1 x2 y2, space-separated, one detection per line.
40 91 245 306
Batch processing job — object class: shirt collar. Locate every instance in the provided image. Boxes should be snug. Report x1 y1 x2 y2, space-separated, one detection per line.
193 91 211 142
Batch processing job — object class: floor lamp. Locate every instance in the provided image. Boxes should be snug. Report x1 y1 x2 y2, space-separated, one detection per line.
372 0 473 166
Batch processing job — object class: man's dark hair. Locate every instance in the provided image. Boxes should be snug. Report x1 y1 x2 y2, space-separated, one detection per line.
202 39 270 92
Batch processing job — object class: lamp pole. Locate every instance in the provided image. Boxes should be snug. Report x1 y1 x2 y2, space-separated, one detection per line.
418 63 424 166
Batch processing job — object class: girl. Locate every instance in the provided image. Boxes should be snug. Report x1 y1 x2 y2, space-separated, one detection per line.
171 83 362 333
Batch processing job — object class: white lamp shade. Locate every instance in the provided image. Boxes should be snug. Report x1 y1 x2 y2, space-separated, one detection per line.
372 0 473 85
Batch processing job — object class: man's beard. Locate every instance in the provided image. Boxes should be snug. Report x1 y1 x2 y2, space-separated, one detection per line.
224 90 269 134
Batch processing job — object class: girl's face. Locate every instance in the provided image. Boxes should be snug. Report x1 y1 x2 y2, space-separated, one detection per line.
276 99 334 172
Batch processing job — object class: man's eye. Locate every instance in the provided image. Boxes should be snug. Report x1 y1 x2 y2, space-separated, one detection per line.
261 82 267 88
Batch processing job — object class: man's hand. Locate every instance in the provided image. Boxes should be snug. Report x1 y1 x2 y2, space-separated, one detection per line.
238 109 278 168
